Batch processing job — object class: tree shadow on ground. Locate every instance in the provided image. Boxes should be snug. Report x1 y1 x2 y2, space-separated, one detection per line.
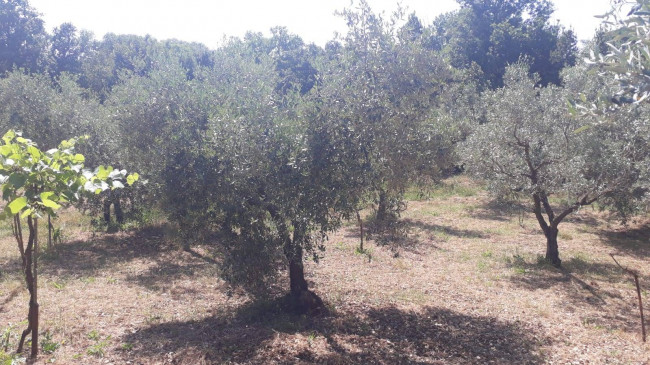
505 255 632 296
38 225 174 277
599 223 650 259
344 219 488 256
470 200 601 228
122 300 547 364
402 219 488 240
503 255 644 334
468 199 526 222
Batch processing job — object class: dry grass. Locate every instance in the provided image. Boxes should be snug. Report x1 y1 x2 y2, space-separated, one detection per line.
1 177 649 364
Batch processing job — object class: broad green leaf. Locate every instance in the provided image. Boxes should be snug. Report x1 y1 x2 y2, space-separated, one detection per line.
72 154 85 164
2 130 15 144
21 208 34 219
96 165 111 180
27 145 41 160
40 197 61 210
8 174 27 189
8 197 27 214
0 145 12 156
126 173 139 186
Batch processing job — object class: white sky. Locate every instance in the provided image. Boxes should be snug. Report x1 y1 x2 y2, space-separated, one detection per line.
29 0 613 49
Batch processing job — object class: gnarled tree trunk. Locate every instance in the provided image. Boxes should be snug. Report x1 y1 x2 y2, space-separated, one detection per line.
282 225 324 315
544 226 561 267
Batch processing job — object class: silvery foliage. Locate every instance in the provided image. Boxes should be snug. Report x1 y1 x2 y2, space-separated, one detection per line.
461 63 646 215
586 0 650 105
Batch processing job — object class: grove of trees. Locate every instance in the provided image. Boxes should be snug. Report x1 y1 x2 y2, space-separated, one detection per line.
1 0 649 358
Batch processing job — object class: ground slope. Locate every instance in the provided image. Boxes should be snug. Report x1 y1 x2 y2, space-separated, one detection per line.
1 178 649 364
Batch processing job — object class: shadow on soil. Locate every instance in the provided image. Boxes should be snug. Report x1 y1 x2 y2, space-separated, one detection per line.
471 199 601 227
599 223 650 259
122 300 547 364
504 254 645 333
402 219 488 240
469 200 526 222
343 219 487 255
29 225 221 291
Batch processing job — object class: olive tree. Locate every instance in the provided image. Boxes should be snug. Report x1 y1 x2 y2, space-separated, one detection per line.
0 131 138 358
326 1 453 233
461 63 645 267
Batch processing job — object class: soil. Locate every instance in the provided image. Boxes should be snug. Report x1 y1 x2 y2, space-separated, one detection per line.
1 177 649 364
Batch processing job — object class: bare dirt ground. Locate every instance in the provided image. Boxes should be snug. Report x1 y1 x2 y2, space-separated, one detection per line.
1 177 649 364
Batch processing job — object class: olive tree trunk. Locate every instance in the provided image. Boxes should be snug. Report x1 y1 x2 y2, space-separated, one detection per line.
283 225 324 314
544 226 561 267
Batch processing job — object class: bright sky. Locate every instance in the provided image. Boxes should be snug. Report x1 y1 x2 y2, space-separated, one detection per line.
29 0 613 49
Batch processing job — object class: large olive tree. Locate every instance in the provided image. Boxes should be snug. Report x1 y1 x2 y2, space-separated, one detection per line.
461 63 646 267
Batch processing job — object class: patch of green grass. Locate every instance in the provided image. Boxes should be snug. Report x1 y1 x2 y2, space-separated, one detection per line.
504 253 528 274
50 280 65 290
80 276 96 285
429 181 478 199
120 342 134 351
558 231 574 241
0 350 23 365
87 340 109 358
485 226 514 236
86 331 111 358
477 260 490 272
87 330 100 341
334 241 347 250
41 330 61 354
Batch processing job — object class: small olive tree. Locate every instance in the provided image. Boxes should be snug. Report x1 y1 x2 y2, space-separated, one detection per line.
325 1 454 238
461 64 645 267
0 130 137 358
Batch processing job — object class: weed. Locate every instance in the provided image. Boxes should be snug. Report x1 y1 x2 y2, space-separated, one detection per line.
145 314 162 324
80 276 96 285
87 335 111 358
50 280 65 290
558 231 574 241
504 253 528 274
481 250 493 258
41 331 61 354
477 260 489 272
87 330 100 341
1 325 12 352
120 342 134 351
429 181 478 199
0 350 24 365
